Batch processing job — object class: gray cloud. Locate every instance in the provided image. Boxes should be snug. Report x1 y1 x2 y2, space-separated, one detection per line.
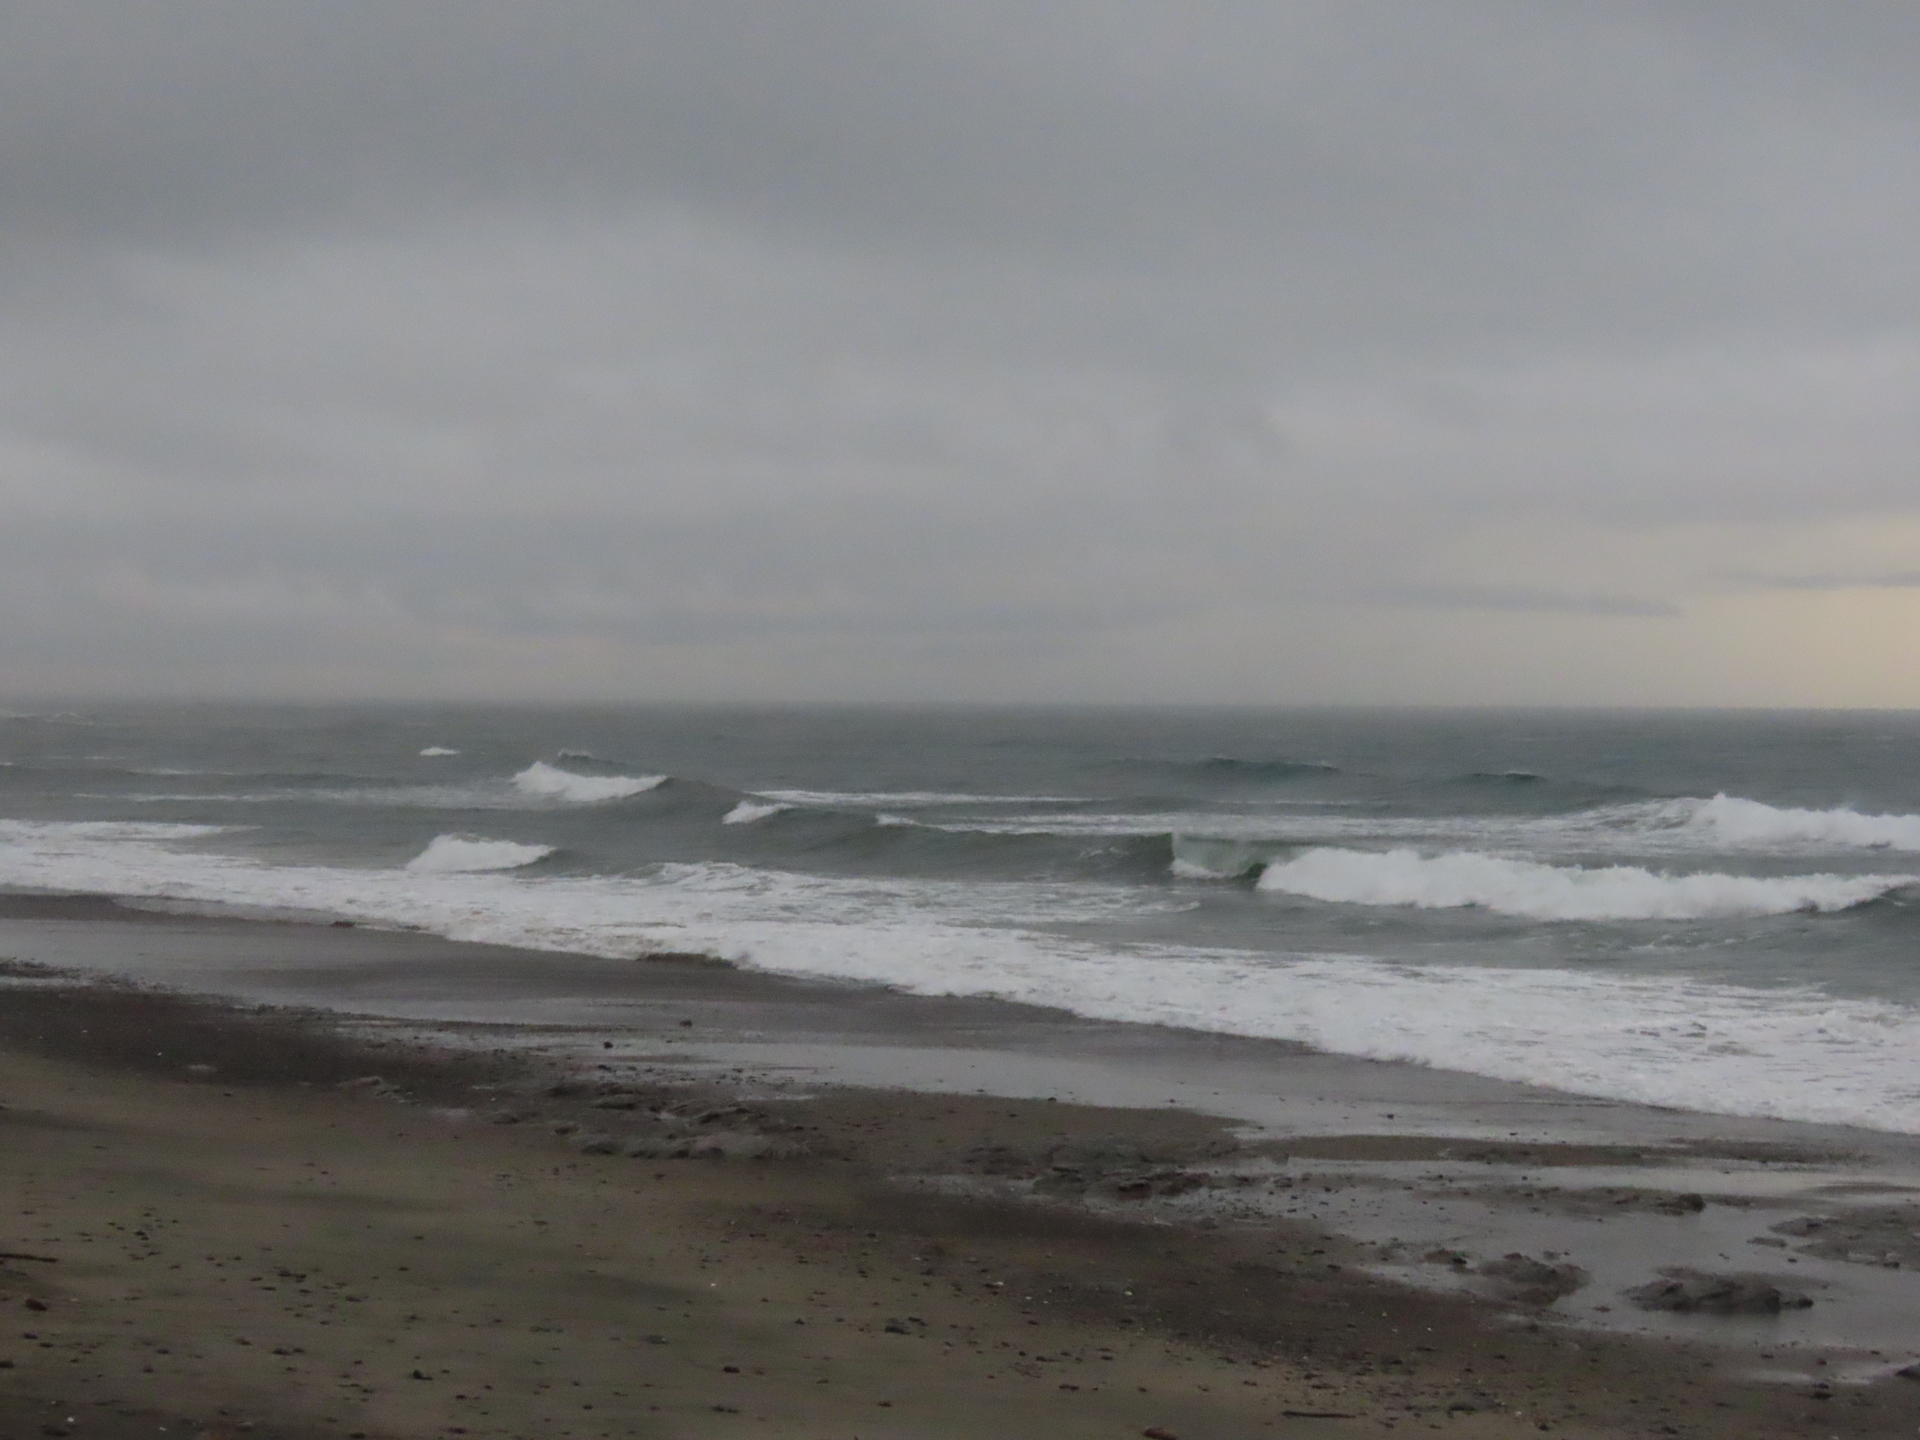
1356 586 1682 619
1733 571 1920 592
1 3 1918 702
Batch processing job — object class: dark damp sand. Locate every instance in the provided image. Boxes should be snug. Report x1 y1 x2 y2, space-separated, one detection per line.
3 900 1920 1438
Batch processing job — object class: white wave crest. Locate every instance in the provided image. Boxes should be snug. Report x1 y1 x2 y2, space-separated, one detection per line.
405 834 555 874
511 761 665 804
419 746 461 757
1677 794 1920 851
1255 846 1909 921
722 800 792 825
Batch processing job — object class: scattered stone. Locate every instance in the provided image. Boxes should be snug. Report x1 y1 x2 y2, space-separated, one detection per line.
1771 1208 1920 1268
624 1136 691 1160
1652 1192 1707 1215
1478 1253 1588 1305
338 1075 402 1100
1626 1269 1812 1315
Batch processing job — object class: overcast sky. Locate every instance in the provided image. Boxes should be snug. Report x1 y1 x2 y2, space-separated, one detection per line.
4 2 1918 705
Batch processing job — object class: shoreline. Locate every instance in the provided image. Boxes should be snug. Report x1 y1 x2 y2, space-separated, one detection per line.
5 895 1920 1436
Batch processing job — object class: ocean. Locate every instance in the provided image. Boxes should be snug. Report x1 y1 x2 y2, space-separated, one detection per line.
4 704 1919 1133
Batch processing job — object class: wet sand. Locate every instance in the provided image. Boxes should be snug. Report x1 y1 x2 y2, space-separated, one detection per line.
5 896 1920 1438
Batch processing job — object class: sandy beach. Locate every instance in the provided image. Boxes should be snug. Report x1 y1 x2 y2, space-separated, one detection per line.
6 896 1920 1439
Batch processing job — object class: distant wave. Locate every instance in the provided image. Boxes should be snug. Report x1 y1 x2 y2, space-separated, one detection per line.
722 800 793 825
1254 846 1912 921
511 761 665 804
1460 769 1543 784
419 746 461 758
1195 755 1339 777
405 834 556 873
0 819 233 842
1117 756 1339 783
753 789 1091 807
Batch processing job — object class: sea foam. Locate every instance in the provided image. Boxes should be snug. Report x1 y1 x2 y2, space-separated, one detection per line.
7 819 1920 1133
405 834 555 873
511 761 665 804
1254 846 1909 921
419 746 461 757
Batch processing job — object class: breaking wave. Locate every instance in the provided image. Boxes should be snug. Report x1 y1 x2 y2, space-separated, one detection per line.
405 835 556 873
1675 794 1920 852
419 746 460 757
1254 846 1912 921
9 818 1920 1132
511 762 666 804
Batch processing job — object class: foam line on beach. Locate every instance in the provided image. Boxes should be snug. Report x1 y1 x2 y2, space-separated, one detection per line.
7 818 1920 1134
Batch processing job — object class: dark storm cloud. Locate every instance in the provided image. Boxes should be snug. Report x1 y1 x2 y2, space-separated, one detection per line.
1 2 1917 701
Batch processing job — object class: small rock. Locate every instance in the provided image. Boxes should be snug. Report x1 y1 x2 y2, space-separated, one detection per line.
1478 1254 1588 1305
624 1136 691 1160
570 1132 621 1155
1626 1269 1812 1315
1653 1192 1707 1215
